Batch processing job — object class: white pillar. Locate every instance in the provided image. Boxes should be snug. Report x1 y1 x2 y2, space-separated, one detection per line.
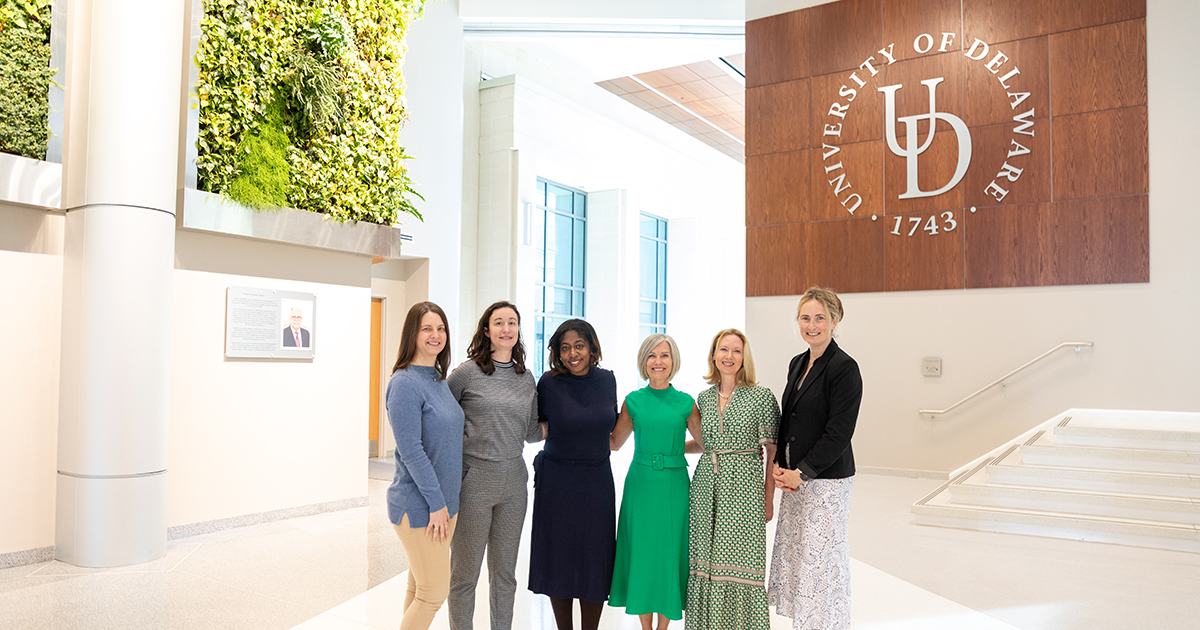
55 0 184 567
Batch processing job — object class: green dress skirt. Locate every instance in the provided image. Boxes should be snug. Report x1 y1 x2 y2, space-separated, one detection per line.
609 385 695 620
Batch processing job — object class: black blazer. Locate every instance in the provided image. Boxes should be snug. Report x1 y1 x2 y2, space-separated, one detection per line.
774 339 862 479
283 326 311 347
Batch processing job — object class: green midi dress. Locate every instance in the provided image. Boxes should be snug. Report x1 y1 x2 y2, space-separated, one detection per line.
685 385 780 630
609 385 695 620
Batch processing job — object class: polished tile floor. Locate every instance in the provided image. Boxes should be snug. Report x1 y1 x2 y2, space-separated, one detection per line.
3 450 1198 629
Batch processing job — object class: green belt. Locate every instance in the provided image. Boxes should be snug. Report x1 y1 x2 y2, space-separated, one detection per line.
632 450 687 470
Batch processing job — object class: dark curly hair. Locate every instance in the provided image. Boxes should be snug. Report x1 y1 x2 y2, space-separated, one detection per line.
547 319 603 375
466 301 527 375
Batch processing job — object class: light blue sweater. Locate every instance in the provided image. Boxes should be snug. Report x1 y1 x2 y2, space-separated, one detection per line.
386 365 465 528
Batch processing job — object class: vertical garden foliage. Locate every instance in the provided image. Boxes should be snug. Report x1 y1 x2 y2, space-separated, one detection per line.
195 0 427 224
0 0 55 160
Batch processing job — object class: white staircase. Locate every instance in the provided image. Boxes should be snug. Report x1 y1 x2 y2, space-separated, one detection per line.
912 409 1200 553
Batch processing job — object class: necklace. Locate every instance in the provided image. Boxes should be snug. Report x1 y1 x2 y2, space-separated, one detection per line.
718 386 734 399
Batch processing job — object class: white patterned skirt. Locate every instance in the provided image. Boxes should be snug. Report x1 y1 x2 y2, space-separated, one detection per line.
768 477 853 630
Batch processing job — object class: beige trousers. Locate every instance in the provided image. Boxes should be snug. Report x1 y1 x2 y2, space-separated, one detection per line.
394 513 459 630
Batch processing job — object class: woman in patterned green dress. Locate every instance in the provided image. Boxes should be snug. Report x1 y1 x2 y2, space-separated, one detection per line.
686 329 780 630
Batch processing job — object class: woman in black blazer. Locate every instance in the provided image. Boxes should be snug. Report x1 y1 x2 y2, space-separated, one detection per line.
767 287 862 630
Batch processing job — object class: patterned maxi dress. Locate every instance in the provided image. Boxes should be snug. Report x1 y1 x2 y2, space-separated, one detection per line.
686 385 780 630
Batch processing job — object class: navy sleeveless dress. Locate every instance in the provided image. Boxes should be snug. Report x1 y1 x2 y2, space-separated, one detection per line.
528 367 619 602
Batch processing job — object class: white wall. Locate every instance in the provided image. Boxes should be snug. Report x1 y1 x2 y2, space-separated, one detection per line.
399 0 466 352
168 231 371 526
0 206 63 554
745 0 1200 473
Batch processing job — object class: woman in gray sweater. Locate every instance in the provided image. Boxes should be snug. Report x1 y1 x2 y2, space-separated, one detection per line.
386 301 463 630
447 301 543 630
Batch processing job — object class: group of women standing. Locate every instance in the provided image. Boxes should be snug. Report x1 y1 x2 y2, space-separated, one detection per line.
384 286 863 630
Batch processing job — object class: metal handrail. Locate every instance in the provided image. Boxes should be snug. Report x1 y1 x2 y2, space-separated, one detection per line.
919 342 1094 418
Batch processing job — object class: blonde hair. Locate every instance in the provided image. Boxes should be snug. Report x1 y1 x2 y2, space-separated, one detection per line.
797 286 844 323
704 329 758 387
637 333 681 381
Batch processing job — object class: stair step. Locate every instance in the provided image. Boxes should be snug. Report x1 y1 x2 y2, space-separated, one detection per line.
1053 411 1200 451
1020 443 1200 474
986 463 1200 498
912 501 1200 553
948 482 1200 524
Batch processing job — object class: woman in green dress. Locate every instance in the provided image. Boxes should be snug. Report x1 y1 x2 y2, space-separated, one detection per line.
686 329 780 630
609 333 702 630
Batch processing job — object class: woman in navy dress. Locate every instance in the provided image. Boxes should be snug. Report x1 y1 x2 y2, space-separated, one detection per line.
528 319 619 630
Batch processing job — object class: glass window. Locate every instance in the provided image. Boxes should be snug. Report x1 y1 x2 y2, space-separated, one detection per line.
639 213 667 342
534 178 587 376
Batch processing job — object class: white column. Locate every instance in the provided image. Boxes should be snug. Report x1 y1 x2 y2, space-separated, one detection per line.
55 0 184 567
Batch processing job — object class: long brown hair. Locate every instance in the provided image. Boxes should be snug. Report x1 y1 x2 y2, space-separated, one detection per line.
547 319 602 375
392 301 451 380
466 301 527 375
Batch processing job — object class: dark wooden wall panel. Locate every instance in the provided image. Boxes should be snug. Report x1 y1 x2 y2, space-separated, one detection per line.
1048 196 1149 285
747 224 808 297
961 36 1049 128
747 151 811 227
810 140 883 221
1050 0 1145 33
1050 20 1147 116
806 218 886 294
964 203 1051 288
885 211 966 291
746 11 810 88
808 0 883 76
963 0 1049 44
882 130 966 215
963 121 1051 209
746 80 811 157
965 196 1149 288
1052 106 1148 201
809 71 883 147
747 0 1148 296
882 0 963 62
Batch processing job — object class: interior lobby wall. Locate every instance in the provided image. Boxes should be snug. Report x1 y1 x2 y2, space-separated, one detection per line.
168 231 372 527
745 0 1200 474
0 205 63 554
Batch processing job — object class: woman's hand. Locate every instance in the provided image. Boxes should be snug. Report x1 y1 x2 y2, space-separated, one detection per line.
773 467 803 493
426 507 450 543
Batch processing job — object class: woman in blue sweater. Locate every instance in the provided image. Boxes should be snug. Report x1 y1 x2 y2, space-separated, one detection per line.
386 301 464 630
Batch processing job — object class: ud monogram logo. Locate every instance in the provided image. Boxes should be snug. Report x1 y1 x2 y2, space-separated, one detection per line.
878 78 973 200
818 33 1037 233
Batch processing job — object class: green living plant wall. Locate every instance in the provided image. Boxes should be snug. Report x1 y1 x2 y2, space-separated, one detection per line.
195 0 427 224
0 0 55 160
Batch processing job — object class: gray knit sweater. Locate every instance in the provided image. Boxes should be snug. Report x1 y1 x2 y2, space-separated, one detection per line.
448 360 543 460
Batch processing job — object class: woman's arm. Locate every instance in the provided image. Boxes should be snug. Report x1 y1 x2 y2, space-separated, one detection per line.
763 444 777 520
684 402 703 453
610 400 633 451
524 380 544 443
